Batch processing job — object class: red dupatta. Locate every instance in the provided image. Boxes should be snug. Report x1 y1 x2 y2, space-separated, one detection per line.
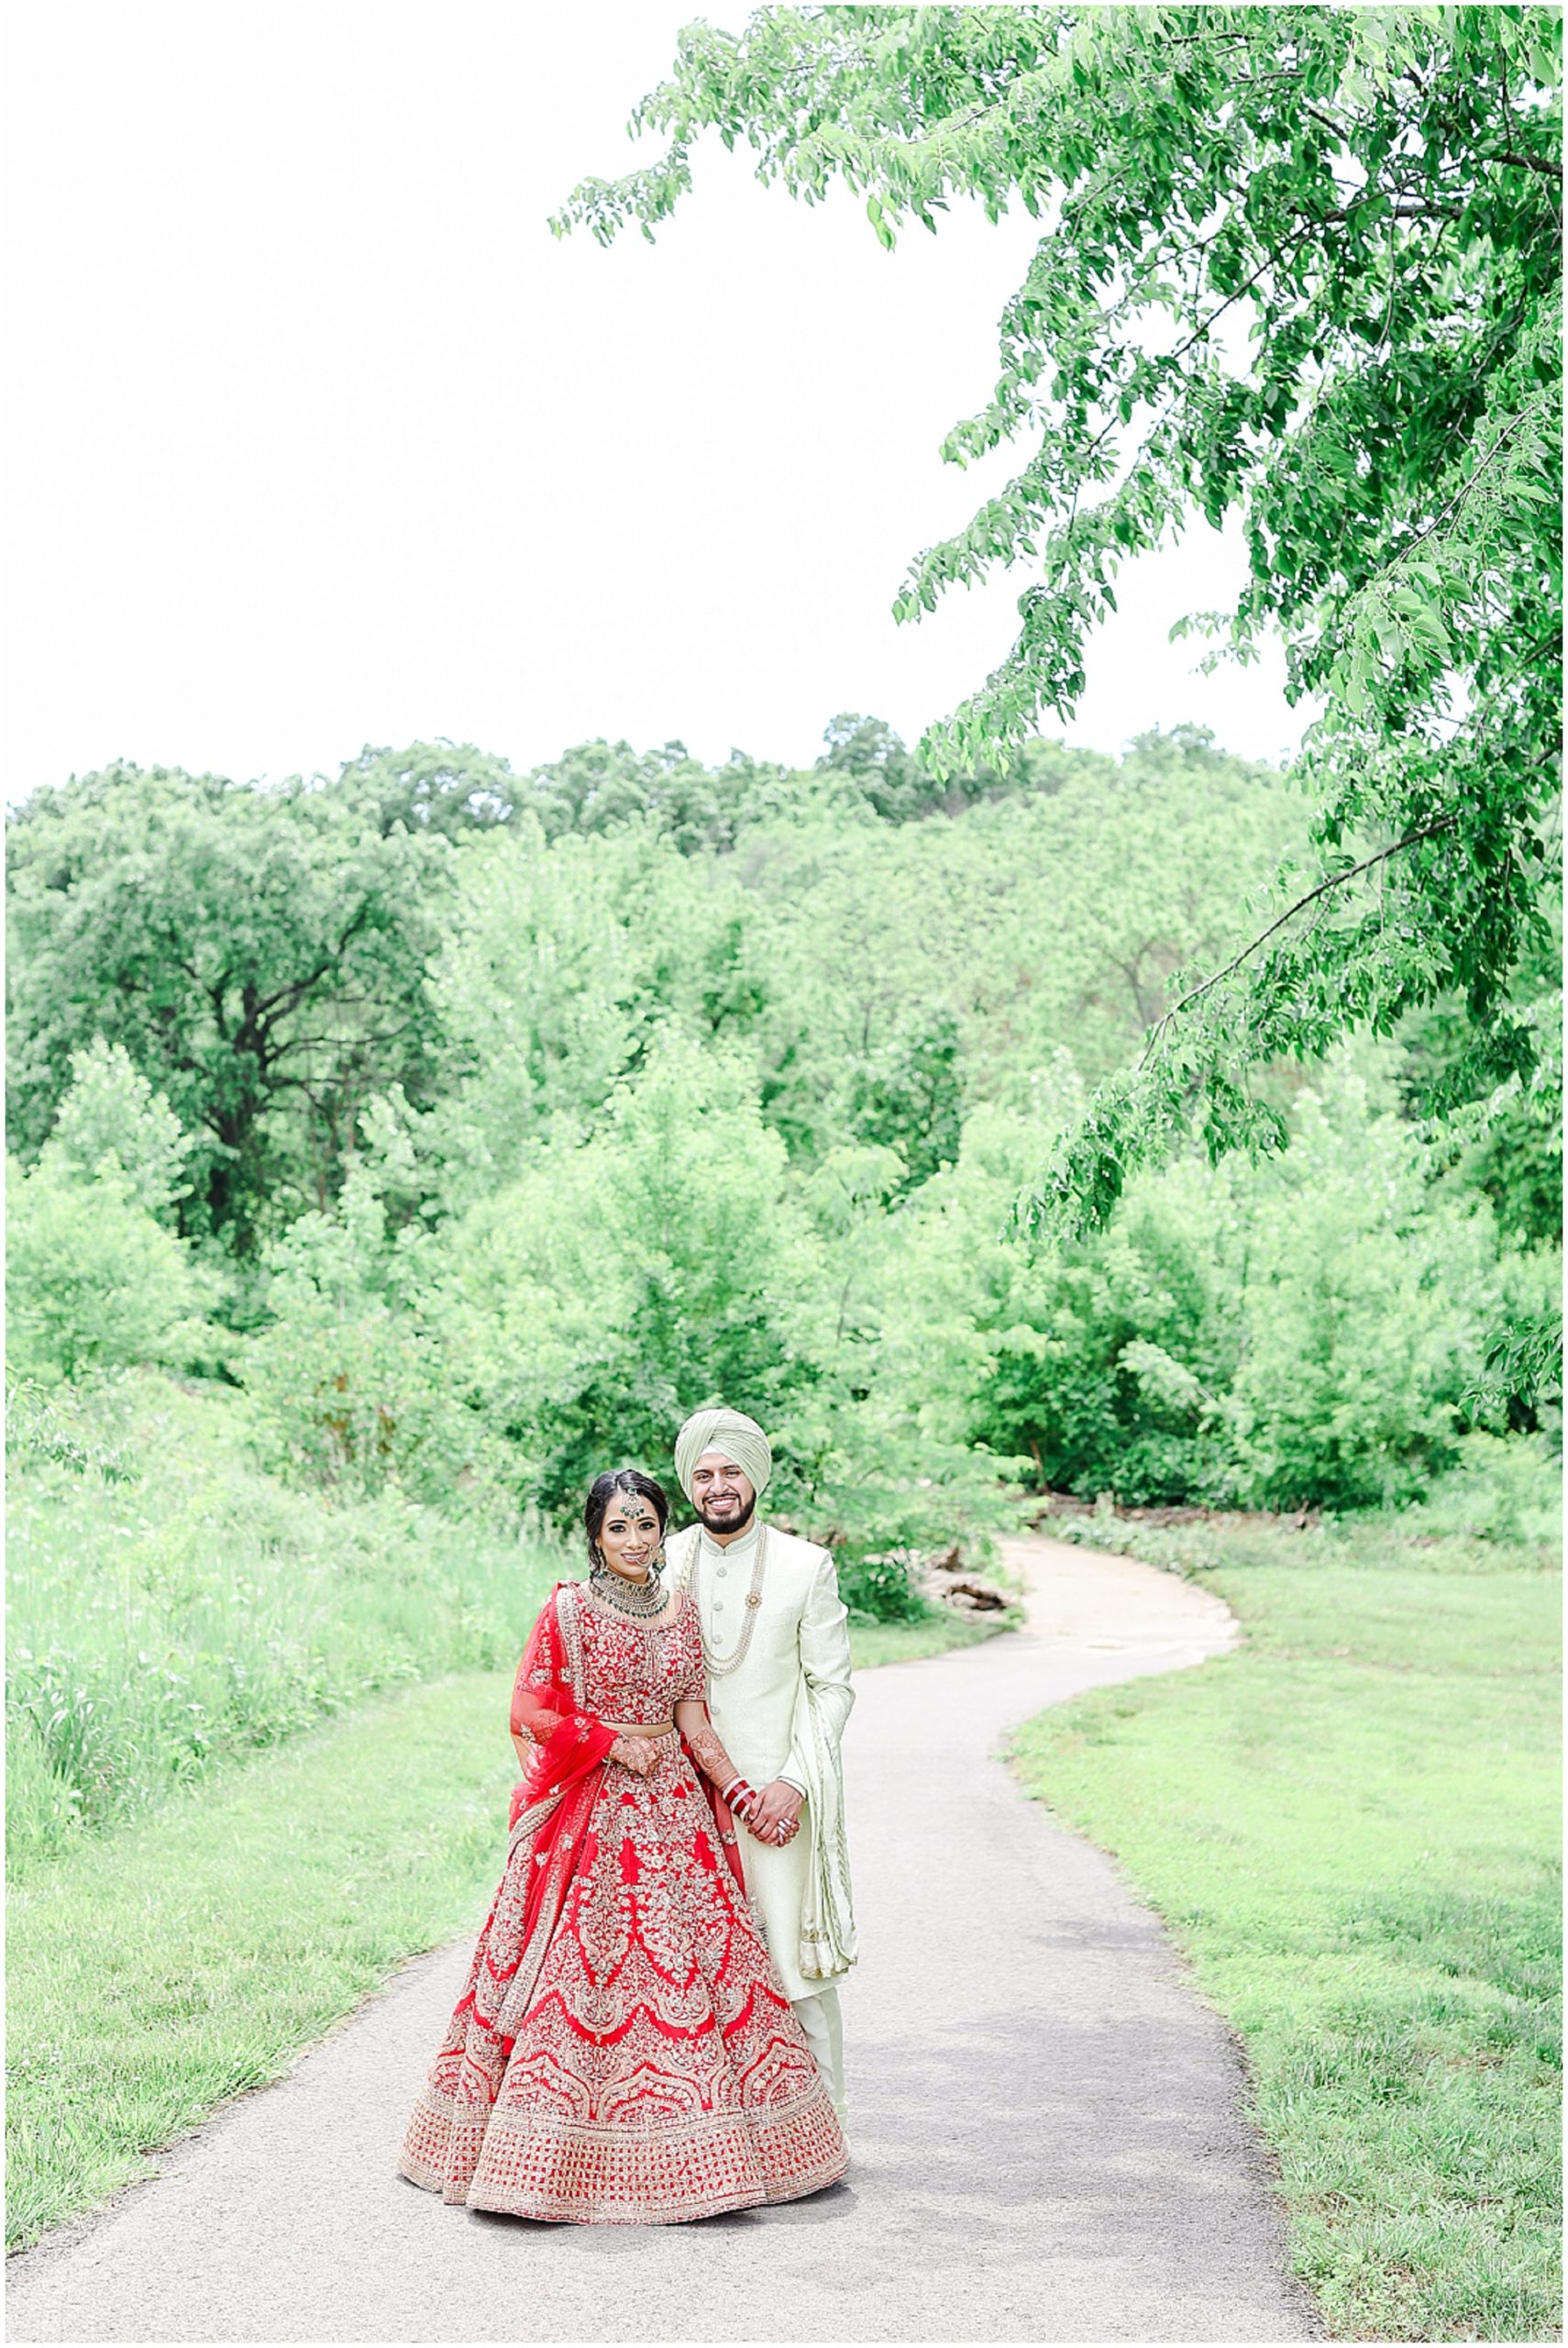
502 1584 618 1964
509 1581 617 1811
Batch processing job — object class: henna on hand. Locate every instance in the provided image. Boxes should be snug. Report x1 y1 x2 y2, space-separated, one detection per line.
683 1711 743 1793
678 1705 781 1835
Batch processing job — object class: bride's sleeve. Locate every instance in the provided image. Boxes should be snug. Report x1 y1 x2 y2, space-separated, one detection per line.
673 1600 747 1791
671 1603 708 1708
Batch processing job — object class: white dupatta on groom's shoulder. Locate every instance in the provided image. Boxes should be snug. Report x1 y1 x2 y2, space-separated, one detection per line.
789 1645 857 1980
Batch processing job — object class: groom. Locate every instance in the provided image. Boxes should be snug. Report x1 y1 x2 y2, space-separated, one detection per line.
666 1406 856 2123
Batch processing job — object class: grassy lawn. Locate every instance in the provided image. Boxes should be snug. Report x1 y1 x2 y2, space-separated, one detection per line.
847 1609 1013 1668
1010 1499 1562 2342
6 1604 989 2250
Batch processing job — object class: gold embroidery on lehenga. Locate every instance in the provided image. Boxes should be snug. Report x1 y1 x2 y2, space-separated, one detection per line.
396 1579 845 2225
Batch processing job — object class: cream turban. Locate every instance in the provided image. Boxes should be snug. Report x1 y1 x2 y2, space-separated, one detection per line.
673 1407 773 1502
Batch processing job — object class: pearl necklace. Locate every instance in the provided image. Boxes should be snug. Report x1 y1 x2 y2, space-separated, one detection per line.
694 1527 768 1677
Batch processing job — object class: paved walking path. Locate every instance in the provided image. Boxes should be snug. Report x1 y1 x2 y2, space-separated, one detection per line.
7 1535 1319 2343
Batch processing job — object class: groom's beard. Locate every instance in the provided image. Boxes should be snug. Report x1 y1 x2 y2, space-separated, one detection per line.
696 1492 756 1536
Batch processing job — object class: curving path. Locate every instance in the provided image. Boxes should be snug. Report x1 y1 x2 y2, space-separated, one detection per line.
7 1534 1319 2344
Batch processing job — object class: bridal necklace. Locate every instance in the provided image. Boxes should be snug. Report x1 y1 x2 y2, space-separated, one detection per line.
589 1551 668 1622
696 1525 768 1677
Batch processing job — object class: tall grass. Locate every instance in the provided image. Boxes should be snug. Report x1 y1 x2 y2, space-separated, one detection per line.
6 1371 562 1870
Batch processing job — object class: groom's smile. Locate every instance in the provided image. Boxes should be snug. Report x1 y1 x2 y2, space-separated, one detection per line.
690 1453 757 1541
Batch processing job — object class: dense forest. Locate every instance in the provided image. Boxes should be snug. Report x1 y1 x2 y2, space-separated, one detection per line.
8 716 1559 1598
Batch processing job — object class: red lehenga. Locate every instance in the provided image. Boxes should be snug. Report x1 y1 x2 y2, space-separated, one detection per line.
398 1578 847 2225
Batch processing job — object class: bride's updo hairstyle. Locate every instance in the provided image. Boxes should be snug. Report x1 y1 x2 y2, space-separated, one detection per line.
584 1468 670 1563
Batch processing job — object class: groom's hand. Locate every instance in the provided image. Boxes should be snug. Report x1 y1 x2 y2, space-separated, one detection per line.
748 1780 803 1846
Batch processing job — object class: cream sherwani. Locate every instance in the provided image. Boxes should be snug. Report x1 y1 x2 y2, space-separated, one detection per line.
667 1516 856 2116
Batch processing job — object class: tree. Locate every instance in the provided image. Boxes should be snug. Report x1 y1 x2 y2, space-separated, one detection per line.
6 762 453 1255
886 1069 1528 1512
522 737 793 854
817 710 1082 820
817 713 942 822
740 730 1303 1162
339 740 521 839
42 1037 194 1224
846 1008 964 1186
556 5 1562 1362
421 813 784 1207
432 1028 827 1516
244 1154 498 1504
423 819 671 1194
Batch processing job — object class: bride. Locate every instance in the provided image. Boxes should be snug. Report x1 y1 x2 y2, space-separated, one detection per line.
398 1467 848 2225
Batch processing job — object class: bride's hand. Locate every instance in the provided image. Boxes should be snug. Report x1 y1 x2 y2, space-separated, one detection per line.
610 1735 660 1777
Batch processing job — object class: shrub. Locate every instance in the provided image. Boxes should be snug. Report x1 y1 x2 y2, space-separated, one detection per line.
834 1546 931 1623
6 1157 209 1382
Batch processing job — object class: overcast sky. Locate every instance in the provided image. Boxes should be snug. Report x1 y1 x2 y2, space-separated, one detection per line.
6 2 1312 797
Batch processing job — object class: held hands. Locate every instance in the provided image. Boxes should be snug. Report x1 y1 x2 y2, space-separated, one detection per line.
728 1778 803 1847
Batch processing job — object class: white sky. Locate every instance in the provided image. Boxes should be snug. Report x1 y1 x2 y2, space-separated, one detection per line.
5 1 1311 798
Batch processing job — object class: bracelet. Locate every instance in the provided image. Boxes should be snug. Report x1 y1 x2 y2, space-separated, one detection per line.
723 1777 758 1815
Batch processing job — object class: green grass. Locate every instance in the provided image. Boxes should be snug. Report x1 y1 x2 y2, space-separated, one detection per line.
847 1609 1013 1669
1010 1476 1562 2342
6 1370 561 1866
6 1591 992 2249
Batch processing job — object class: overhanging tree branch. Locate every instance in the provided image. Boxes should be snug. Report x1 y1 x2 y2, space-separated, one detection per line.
1137 815 1461 1069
